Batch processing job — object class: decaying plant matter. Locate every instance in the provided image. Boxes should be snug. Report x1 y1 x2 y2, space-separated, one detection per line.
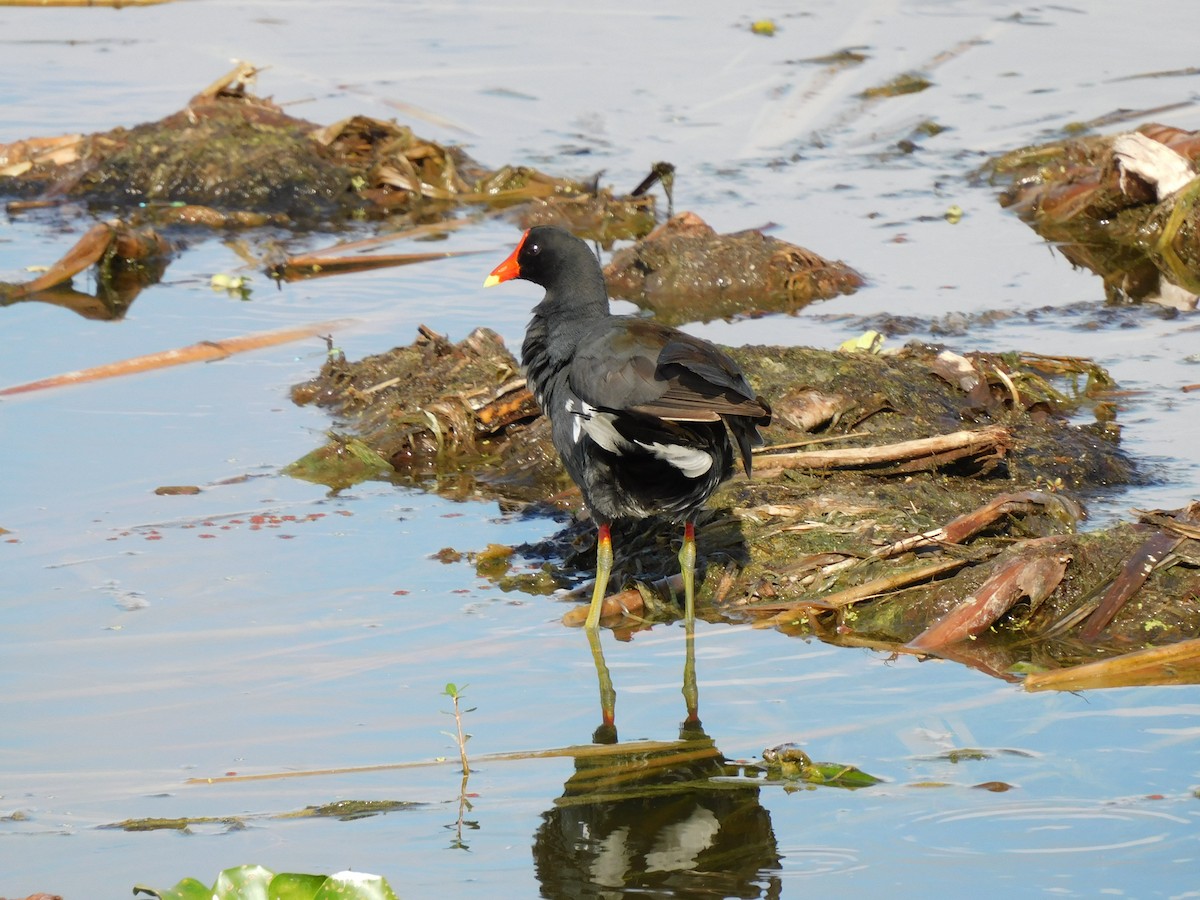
989 122 1200 307
604 212 864 323
4 66 1191 689
0 63 660 236
289 321 1199 686
1 66 860 323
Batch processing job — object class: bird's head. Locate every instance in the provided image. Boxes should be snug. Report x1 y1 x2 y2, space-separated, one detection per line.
484 226 592 290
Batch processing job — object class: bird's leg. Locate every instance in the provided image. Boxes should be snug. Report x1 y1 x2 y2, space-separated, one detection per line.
681 614 699 726
678 520 697 626
587 627 617 743
679 520 700 722
584 521 614 631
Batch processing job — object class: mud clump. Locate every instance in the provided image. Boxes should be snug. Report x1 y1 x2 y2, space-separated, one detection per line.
604 212 864 323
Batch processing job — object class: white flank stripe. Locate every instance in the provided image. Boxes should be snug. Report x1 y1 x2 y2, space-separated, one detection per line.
566 397 711 476
636 441 712 478
581 411 630 454
565 397 584 444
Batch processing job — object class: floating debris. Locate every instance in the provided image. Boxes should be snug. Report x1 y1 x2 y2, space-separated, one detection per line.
989 122 1200 308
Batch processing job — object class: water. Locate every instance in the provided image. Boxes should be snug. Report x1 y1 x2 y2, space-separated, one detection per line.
2 1 1199 897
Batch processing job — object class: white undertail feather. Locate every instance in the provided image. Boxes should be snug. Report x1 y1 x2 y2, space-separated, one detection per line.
568 397 629 454
580 411 630 455
635 441 713 478
567 397 713 478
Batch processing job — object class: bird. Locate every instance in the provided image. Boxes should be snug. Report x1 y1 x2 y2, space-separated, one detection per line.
484 225 771 630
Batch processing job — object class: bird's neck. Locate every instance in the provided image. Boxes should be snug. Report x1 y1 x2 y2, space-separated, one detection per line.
534 293 609 332
535 256 610 318
522 284 608 408
530 268 611 349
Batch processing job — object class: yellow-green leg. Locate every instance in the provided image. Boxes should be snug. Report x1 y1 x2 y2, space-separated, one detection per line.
678 520 697 626
681 613 699 725
679 520 699 721
587 627 617 742
584 522 614 631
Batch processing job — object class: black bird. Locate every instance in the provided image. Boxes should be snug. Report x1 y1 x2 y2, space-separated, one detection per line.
485 226 771 630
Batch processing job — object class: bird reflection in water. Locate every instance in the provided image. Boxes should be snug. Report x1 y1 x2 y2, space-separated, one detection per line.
533 622 782 899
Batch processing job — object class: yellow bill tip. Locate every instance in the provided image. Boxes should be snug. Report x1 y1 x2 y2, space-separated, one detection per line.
482 274 501 288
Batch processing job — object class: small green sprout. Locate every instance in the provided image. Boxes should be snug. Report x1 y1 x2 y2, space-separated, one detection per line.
442 683 475 775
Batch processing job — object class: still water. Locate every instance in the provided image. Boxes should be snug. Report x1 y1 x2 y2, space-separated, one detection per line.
2 1 1198 897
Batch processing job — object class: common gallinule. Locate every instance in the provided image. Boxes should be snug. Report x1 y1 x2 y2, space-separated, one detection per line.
485 226 771 630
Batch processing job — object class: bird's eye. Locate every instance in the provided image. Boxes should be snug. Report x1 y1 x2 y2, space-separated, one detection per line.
527 242 541 256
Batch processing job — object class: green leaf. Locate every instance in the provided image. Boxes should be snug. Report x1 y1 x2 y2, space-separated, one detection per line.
133 878 211 900
136 869 398 900
269 872 328 900
804 760 883 789
312 871 400 900
214 865 276 900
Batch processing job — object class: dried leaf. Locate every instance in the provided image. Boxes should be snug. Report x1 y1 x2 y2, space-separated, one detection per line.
1024 638 1200 691
909 539 1071 651
1080 529 1183 640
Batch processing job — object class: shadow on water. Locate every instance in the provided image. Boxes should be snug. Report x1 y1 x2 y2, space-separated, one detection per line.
533 625 783 900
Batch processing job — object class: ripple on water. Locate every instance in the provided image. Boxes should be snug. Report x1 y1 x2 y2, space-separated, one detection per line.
906 799 1194 856
776 845 866 878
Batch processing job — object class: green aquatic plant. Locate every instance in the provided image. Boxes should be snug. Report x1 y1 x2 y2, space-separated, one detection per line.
441 682 474 775
133 864 398 900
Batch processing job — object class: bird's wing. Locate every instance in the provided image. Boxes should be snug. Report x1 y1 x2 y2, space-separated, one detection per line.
568 320 768 422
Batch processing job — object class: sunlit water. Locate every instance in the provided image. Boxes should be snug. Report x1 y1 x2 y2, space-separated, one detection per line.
2 2 1199 897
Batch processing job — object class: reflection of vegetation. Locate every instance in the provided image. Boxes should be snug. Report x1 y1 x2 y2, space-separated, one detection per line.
1024 637 1200 691
0 220 169 320
133 865 398 900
